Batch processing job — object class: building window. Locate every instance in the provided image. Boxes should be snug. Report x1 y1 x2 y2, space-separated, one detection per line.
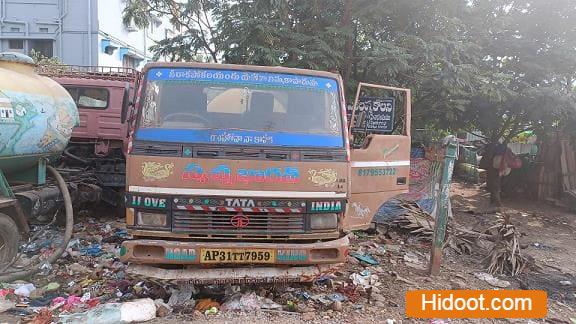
39 27 49 33
30 39 53 57
10 27 20 32
64 87 109 109
8 39 24 50
123 55 137 69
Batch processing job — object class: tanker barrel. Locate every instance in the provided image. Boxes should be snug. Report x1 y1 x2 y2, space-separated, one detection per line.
0 52 79 185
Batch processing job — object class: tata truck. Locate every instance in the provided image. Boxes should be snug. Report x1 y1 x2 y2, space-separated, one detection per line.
119 63 411 284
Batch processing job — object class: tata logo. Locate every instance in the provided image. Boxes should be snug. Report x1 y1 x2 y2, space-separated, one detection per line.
225 198 255 208
230 214 250 228
310 201 343 212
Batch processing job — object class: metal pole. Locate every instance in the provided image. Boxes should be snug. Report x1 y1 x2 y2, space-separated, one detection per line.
429 135 458 275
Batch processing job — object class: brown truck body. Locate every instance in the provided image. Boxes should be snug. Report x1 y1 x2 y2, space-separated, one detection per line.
119 63 411 283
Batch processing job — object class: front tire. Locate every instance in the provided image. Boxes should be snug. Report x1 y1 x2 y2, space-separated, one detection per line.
0 213 20 268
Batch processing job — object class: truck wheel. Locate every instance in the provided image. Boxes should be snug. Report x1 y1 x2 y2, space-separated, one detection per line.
0 213 20 268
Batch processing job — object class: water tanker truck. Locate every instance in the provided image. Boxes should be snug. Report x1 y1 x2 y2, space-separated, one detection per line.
0 52 94 276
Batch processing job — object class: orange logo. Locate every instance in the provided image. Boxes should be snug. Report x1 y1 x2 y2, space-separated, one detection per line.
406 290 547 318
230 214 250 228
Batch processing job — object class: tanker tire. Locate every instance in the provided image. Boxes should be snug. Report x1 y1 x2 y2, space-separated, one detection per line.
0 213 20 268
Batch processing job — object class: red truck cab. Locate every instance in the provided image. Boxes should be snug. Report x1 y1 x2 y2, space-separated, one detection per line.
38 65 140 205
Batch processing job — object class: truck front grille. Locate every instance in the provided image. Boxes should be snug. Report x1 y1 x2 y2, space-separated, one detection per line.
172 211 306 235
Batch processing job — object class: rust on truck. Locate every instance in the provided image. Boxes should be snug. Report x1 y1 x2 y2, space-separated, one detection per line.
119 62 411 283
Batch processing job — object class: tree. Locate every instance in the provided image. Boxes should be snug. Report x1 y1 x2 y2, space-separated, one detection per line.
123 0 485 112
123 0 221 62
123 0 576 206
461 0 576 206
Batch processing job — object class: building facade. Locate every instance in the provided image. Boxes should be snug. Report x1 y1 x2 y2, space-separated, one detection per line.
0 0 175 68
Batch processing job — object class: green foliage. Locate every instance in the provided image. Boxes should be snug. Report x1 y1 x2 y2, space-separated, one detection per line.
122 0 576 142
30 49 61 66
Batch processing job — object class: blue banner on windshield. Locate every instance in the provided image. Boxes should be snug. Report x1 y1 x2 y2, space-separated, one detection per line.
147 68 339 93
136 128 344 148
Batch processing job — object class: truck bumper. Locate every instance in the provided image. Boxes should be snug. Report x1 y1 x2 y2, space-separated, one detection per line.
120 235 349 265
126 263 342 284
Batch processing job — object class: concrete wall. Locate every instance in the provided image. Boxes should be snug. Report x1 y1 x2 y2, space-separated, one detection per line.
0 0 98 65
97 0 174 69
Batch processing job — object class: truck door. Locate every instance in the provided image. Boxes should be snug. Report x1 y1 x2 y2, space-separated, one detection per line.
344 83 411 230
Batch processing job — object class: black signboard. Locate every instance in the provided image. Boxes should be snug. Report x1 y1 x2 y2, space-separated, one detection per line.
352 96 395 133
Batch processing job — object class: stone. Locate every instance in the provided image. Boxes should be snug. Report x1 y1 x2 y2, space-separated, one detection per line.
193 310 203 318
301 312 315 321
68 263 90 274
372 294 386 302
154 299 172 317
331 301 343 312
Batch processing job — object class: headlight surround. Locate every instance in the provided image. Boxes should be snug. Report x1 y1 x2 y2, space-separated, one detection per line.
137 211 168 227
309 213 338 230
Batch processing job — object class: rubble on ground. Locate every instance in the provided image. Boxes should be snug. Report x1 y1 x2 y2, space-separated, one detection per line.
0 185 573 323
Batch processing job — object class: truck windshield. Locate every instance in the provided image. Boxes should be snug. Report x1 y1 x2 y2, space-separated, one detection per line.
136 68 344 148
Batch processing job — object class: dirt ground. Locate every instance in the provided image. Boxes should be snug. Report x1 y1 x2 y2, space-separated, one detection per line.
1 181 575 323
156 182 576 324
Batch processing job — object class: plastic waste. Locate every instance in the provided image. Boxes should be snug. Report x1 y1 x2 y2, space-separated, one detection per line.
204 306 218 315
221 292 282 311
43 282 60 292
81 244 103 256
168 284 197 306
473 272 510 288
59 298 156 324
0 299 15 313
350 252 379 265
14 283 36 297
350 272 380 289
195 298 219 312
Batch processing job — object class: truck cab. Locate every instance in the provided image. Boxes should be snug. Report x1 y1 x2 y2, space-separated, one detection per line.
39 65 139 205
119 63 410 283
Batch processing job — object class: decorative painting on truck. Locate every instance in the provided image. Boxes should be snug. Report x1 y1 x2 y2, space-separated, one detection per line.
0 90 78 157
181 163 300 185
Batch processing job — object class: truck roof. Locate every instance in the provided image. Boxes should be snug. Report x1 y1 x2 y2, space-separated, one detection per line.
143 62 341 80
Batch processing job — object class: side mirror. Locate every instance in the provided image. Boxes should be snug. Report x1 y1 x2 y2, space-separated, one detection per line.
121 82 132 124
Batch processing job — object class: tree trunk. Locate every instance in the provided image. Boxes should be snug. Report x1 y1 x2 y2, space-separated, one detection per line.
480 143 502 207
487 166 502 207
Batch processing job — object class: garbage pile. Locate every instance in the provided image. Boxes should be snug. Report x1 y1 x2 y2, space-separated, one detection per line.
0 216 429 323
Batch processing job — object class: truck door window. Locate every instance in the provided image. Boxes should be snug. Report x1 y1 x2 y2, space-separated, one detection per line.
64 87 109 109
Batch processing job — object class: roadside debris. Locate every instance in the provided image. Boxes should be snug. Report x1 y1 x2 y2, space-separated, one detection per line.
59 298 156 323
484 215 527 276
474 272 511 288
350 271 380 289
2 188 569 323
350 252 380 265
167 285 197 307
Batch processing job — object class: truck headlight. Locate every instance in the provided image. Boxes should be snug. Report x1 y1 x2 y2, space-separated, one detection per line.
137 211 167 227
310 213 338 230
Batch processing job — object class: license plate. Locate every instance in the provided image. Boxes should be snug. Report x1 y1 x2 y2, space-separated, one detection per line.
199 249 276 264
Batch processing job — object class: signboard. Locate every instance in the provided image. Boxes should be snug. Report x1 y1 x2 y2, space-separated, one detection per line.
352 96 395 133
